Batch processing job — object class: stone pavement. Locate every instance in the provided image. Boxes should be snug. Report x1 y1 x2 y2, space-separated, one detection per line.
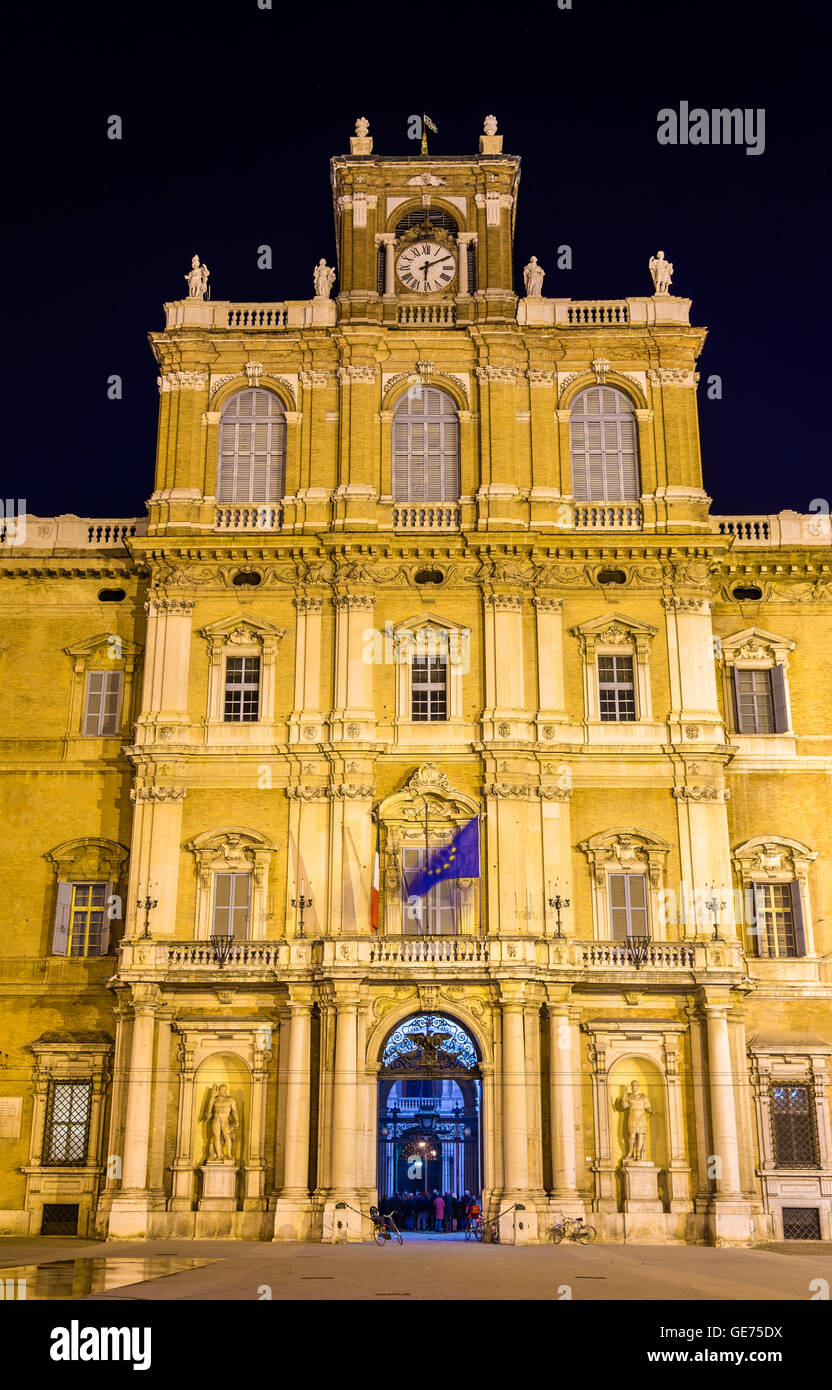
2 1235 831 1300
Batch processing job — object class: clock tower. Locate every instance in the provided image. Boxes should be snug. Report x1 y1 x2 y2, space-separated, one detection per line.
331 118 520 325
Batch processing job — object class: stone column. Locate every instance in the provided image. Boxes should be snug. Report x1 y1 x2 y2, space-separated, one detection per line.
501 995 529 1194
244 1039 272 1210
280 995 313 1196
107 985 159 1238
375 232 395 296
703 999 751 1242
457 232 476 295
547 1001 582 1211
169 1032 197 1210
323 987 363 1241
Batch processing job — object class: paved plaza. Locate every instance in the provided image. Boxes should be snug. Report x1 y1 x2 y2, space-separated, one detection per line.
2 1236 831 1301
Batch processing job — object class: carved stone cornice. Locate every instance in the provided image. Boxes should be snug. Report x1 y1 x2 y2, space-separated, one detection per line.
475 365 521 383
526 368 557 385
484 782 534 799
537 786 572 801
672 785 730 803
483 593 523 611
329 784 375 800
157 371 208 392
285 786 329 801
299 370 332 387
337 365 377 384
294 596 324 615
646 368 699 386
145 597 196 615
533 595 563 613
333 593 375 612
130 787 186 802
662 596 711 613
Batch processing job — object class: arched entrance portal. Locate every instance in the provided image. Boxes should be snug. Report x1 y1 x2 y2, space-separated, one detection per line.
377 1014 482 1230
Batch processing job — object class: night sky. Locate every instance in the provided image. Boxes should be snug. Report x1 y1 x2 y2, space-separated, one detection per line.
5 0 830 519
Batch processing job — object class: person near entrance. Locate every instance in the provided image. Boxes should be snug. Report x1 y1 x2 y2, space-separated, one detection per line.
433 1191 445 1232
415 1190 429 1231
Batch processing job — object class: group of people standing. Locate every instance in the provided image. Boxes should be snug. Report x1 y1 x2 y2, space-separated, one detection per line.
379 1190 481 1233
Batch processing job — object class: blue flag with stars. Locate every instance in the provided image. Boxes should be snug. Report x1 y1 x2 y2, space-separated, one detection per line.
407 817 479 898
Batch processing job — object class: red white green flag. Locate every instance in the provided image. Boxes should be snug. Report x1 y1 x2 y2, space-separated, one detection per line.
370 820 380 933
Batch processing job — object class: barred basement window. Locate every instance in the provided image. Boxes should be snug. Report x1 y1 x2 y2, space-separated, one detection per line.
411 653 447 721
770 1083 820 1167
598 654 636 721
41 1204 80 1236
43 1080 92 1165
224 656 260 722
570 387 640 501
782 1207 821 1240
83 670 122 735
217 389 286 504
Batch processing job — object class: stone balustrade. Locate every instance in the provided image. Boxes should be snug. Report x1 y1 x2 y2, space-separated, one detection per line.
392 505 461 530
0 514 146 550
517 295 692 327
710 511 831 546
572 503 643 530
397 303 456 326
163 298 336 330
214 505 283 531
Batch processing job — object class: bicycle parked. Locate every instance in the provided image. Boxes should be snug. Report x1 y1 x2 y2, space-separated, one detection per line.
549 1214 596 1244
464 1215 485 1241
370 1205 403 1244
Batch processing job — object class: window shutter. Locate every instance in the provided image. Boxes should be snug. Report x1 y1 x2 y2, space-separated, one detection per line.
770 665 789 733
732 666 745 732
101 672 122 735
83 672 104 734
790 881 807 956
52 882 73 955
609 875 629 940
100 880 114 955
628 874 649 935
213 874 232 935
232 875 251 940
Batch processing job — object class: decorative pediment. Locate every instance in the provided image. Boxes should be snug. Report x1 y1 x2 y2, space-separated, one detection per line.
579 827 671 889
200 615 286 654
187 827 276 890
570 613 658 659
732 835 816 884
44 837 128 882
719 627 795 667
64 633 143 670
378 763 478 824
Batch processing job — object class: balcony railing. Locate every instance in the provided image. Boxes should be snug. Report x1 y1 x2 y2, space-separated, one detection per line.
572 503 642 529
369 937 490 965
710 512 832 546
566 300 630 325
225 304 288 329
214 505 284 531
397 303 456 326
167 941 286 968
580 940 696 970
392 505 460 530
0 514 147 550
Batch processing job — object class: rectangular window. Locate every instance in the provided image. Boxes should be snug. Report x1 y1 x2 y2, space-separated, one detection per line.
212 873 251 939
735 669 775 733
598 654 636 722
400 848 457 936
609 873 649 940
43 1080 92 1165
752 882 804 958
83 671 122 735
224 656 260 722
411 654 447 722
68 882 109 957
770 1083 819 1168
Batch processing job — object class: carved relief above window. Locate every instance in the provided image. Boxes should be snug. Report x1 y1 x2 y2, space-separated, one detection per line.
578 828 671 941
186 828 277 941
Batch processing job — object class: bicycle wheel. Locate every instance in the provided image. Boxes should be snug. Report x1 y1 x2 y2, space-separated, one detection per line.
394 1229 403 1245
464 1225 472 1240
475 1222 485 1242
577 1225 596 1245
374 1228 386 1245
551 1225 565 1244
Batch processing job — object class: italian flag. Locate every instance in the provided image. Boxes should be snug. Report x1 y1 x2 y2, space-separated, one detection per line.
370 820 380 934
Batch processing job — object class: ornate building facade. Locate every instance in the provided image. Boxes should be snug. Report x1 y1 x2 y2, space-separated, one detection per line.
2 118 832 1246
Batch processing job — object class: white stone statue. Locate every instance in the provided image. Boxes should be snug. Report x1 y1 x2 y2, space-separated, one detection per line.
313 258 336 299
206 1084 239 1161
355 116 370 138
523 255 545 297
621 1080 652 1161
648 249 674 295
483 114 498 136
185 254 210 300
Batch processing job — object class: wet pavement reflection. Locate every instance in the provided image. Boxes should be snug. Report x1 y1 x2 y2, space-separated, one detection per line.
0 1257 215 1300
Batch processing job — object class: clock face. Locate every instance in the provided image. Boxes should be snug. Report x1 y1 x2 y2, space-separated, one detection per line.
396 241 456 294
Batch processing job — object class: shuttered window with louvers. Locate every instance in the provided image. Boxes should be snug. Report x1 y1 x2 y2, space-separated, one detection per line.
217 389 286 504
392 387 459 502
570 387 640 500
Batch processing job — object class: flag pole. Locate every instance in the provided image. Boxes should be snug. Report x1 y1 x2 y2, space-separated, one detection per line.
424 794 430 937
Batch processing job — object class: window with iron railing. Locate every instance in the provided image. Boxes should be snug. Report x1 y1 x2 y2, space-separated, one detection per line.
43 1080 92 1165
770 1083 820 1168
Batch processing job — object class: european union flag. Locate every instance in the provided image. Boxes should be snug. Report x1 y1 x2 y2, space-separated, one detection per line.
407 817 479 898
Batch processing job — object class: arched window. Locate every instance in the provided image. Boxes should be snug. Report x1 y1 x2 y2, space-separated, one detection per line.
217 389 286 504
392 387 459 502
570 386 639 501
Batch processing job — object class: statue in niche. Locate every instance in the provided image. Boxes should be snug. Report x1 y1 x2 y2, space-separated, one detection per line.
648 249 673 295
205 1084 239 1161
185 254 210 300
523 255 545 297
313 258 336 298
621 1080 652 1161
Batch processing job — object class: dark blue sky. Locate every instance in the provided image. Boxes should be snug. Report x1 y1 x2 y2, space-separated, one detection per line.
5 0 830 518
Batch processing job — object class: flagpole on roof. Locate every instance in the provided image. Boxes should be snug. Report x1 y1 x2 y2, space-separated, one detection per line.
424 794 430 936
